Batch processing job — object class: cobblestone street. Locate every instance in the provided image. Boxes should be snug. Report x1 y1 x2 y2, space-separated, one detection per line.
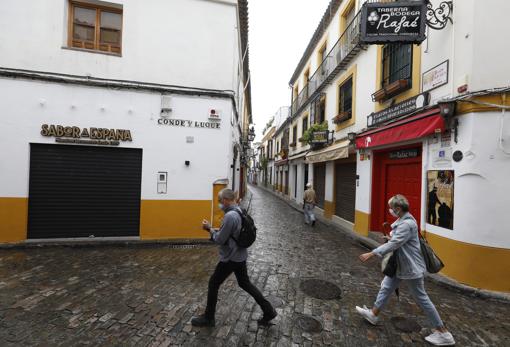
1 185 509 346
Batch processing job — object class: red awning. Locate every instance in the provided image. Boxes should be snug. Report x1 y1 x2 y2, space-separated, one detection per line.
356 108 445 149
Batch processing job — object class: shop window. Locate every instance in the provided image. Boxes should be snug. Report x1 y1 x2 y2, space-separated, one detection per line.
69 1 123 54
335 77 353 124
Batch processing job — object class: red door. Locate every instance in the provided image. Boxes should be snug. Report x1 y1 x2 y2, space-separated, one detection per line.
371 145 422 231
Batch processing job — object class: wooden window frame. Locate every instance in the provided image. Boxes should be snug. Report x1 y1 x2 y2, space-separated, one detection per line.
68 1 123 55
302 116 309 134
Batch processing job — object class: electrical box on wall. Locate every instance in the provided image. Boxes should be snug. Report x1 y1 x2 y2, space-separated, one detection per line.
161 95 172 116
157 172 167 194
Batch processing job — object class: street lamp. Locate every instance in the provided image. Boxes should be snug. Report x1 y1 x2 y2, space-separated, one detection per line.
347 132 357 144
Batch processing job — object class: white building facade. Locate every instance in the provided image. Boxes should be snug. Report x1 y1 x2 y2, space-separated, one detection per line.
287 0 510 292
0 0 252 242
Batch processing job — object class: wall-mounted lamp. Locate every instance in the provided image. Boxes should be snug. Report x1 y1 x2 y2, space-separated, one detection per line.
185 160 190 166
438 101 456 119
248 126 256 142
347 132 357 143
438 101 458 143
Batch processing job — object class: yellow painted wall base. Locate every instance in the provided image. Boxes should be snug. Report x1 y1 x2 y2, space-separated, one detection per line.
354 210 370 237
212 183 227 229
140 200 211 240
324 200 334 219
0 197 28 243
426 232 510 293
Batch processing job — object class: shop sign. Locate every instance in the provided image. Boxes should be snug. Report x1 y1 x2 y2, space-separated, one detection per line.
389 148 419 159
423 60 449 92
429 132 452 168
158 118 220 129
367 92 430 127
360 1 427 44
41 124 132 146
310 131 330 144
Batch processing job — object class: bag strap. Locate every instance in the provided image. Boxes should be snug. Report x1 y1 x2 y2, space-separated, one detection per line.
226 209 243 244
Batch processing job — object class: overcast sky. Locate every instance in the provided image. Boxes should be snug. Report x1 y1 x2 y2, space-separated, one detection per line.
249 0 331 141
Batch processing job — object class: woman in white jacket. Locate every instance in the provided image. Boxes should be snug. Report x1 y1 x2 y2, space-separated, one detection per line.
356 194 455 346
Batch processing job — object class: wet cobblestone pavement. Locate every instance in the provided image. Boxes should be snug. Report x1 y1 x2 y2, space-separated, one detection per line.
1 185 509 346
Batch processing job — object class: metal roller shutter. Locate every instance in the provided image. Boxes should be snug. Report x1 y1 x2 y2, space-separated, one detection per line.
313 163 326 208
334 162 356 222
28 144 143 239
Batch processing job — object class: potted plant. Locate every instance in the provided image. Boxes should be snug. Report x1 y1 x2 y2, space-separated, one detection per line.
301 122 329 148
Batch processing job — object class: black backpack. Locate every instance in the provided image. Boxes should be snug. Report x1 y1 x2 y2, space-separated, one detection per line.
231 208 257 248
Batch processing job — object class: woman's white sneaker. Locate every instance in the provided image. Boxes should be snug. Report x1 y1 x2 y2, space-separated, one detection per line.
425 331 455 346
355 305 379 325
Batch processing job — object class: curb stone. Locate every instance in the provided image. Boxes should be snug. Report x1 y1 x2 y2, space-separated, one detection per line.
0 239 214 250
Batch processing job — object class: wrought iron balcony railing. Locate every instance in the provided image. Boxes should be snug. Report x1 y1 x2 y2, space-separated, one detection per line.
291 10 365 117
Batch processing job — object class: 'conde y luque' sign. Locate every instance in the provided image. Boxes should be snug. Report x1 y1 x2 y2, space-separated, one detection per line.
361 1 427 44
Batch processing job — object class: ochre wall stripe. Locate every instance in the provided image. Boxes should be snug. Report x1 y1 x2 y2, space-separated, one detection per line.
0 197 28 242
140 200 212 240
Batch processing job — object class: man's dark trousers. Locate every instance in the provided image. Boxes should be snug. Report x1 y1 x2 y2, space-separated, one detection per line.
205 260 273 319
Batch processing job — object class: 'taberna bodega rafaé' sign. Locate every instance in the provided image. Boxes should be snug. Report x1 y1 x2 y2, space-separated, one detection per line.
361 1 427 44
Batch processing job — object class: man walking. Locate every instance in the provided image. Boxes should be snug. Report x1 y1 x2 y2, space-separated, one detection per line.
191 188 277 327
303 183 317 226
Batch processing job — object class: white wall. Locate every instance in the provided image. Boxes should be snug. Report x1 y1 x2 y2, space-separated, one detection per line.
426 112 510 248
471 0 510 91
0 0 241 92
424 0 510 98
0 78 233 200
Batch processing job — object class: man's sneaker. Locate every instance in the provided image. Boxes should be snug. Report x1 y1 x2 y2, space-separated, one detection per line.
258 307 277 325
355 305 379 325
191 314 215 327
425 331 455 346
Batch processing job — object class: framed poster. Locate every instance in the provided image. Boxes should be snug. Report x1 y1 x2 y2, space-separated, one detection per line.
422 60 449 92
427 170 454 230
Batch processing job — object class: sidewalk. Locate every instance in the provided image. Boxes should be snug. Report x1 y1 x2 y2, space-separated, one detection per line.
255 184 510 303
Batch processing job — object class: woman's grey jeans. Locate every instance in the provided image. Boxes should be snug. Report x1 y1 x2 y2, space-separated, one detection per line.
303 203 316 224
374 275 444 328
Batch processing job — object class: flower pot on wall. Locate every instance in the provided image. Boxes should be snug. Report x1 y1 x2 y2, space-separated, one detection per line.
385 79 408 96
333 111 352 124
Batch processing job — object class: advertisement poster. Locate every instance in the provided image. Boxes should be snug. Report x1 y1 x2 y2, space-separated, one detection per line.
427 170 454 229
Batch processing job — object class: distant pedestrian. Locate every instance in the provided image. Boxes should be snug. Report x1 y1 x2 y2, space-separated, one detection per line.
355 194 455 346
303 183 317 226
191 188 276 327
